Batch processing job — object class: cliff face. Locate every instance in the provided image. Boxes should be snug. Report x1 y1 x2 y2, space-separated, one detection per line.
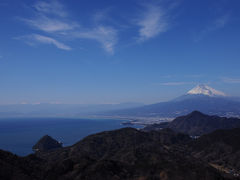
0 128 236 180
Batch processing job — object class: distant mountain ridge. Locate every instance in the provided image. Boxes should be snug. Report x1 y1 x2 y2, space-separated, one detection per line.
107 85 240 118
143 111 240 136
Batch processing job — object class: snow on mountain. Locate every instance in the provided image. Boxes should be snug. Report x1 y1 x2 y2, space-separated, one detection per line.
187 84 226 97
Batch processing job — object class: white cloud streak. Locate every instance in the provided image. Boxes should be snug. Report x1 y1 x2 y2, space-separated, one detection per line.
19 0 118 53
33 0 67 17
222 77 240 84
21 16 77 33
161 74 204 79
214 15 230 29
157 82 194 86
137 4 169 41
73 26 117 54
19 0 178 53
195 14 230 41
20 34 71 50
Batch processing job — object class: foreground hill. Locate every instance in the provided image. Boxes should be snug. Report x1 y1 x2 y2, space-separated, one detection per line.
143 111 240 136
190 128 240 177
0 128 234 180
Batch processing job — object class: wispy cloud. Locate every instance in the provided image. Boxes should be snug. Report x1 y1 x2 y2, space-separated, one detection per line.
20 0 77 33
21 16 77 33
214 14 230 29
195 14 230 41
136 3 171 42
161 75 174 78
161 74 204 79
73 26 117 54
222 77 240 84
33 0 67 17
184 74 205 78
18 0 178 53
92 8 113 24
156 82 194 86
18 34 71 51
18 0 118 53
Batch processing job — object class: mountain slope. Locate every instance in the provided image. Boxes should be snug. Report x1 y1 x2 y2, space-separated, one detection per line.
0 150 45 180
0 128 234 180
190 128 240 177
143 111 240 136
107 85 240 118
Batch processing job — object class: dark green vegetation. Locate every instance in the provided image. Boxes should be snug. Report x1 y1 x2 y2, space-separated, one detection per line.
143 111 240 136
191 128 240 176
1 111 240 179
0 126 239 180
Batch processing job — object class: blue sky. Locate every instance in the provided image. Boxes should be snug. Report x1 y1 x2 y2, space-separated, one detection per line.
1 0 240 104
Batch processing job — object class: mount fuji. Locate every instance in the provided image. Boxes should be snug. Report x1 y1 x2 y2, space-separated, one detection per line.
107 85 240 118
187 84 226 96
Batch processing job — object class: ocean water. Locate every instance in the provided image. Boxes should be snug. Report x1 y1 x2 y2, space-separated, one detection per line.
0 118 141 156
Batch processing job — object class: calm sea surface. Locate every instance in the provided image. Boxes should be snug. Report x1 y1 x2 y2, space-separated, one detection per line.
0 118 141 156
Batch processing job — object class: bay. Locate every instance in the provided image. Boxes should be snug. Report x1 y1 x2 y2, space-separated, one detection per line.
0 118 141 156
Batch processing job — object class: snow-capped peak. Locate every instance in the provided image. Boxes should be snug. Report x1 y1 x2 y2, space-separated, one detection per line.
187 84 226 97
